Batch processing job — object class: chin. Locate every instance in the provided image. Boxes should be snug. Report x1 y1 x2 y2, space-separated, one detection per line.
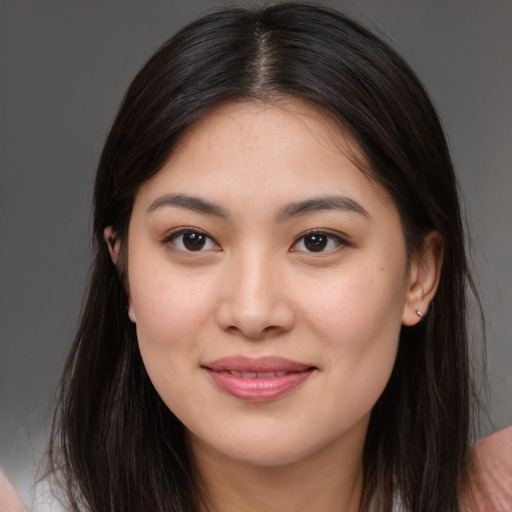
192 424 348 470
225 443 313 468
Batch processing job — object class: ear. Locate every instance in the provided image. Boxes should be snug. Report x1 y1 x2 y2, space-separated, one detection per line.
104 226 136 322
402 231 444 326
128 301 137 323
104 226 121 265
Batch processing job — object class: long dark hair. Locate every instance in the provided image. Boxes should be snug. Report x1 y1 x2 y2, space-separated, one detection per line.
48 3 478 511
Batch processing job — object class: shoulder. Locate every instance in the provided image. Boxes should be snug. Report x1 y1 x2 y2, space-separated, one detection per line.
460 426 512 512
31 475 67 512
0 471 27 512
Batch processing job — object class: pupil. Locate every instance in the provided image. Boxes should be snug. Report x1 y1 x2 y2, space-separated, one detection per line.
305 234 327 252
183 232 205 251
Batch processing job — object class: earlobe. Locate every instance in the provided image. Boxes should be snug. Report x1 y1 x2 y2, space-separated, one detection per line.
104 226 121 265
402 231 444 326
128 300 137 323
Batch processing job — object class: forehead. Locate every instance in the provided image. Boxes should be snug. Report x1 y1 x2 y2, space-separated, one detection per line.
175 99 367 171
134 99 396 219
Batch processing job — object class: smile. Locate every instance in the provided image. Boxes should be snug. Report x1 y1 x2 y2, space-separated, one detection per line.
202 356 317 402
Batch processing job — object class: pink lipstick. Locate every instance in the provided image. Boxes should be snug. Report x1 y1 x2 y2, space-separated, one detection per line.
202 356 316 402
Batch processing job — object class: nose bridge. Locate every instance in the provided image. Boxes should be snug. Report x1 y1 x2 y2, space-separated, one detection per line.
216 245 294 338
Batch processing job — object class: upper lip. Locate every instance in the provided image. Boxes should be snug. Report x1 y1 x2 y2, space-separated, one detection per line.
202 356 315 373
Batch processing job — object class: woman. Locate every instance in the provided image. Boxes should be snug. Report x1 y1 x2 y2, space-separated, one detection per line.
37 3 509 512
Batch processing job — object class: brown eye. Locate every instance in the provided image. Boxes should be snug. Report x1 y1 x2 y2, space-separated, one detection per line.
291 231 347 253
182 232 206 251
166 229 219 252
304 233 328 252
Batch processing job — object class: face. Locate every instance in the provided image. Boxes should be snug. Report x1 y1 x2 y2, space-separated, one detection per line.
125 100 414 468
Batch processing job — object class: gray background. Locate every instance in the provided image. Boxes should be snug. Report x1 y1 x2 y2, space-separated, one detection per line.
1 0 511 506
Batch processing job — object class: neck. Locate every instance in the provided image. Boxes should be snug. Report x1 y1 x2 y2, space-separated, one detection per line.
191 429 367 512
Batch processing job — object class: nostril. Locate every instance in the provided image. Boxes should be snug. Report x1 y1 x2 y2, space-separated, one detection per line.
262 324 285 334
223 323 289 340
214 291 295 339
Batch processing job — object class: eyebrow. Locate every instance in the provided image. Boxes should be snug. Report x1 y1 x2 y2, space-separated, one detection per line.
275 195 370 222
147 193 369 222
147 193 230 219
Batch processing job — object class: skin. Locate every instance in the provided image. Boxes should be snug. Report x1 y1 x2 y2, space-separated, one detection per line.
105 100 442 512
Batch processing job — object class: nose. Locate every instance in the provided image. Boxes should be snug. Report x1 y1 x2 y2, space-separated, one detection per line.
214 251 295 340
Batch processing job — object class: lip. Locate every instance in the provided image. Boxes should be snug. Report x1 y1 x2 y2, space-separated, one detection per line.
202 356 316 402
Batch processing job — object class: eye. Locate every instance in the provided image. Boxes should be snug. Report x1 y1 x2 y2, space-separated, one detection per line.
291 231 347 253
164 228 219 252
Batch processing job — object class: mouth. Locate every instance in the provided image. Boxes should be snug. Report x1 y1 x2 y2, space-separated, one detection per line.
217 370 291 378
202 356 317 402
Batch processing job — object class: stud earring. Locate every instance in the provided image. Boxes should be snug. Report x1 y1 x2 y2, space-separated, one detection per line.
416 309 424 319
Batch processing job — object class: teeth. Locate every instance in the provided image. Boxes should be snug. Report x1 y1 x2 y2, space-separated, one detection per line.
257 372 276 378
227 370 289 378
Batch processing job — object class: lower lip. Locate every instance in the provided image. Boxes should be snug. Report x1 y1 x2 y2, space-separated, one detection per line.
205 369 315 402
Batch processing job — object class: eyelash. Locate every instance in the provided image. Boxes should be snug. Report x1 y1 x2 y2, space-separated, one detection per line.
162 227 349 255
162 228 220 253
290 230 349 254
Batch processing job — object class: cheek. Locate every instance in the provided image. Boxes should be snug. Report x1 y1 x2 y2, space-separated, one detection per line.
130 267 218 416
130 252 212 334
302 262 406 346
128 257 217 384
299 258 406 396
